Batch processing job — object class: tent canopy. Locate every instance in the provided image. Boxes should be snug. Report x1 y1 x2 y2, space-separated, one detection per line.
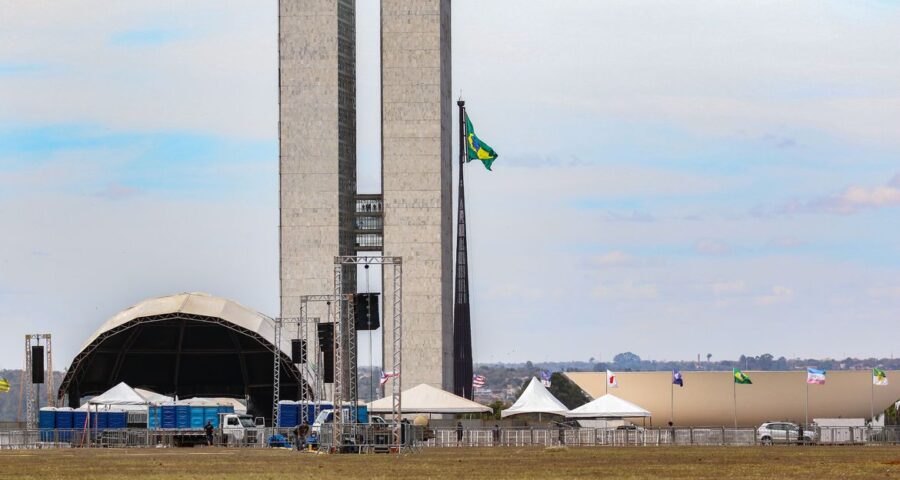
368 383 491 414
566 393 651 418
134 388 173 404
501 377 569 418
85 382 149 410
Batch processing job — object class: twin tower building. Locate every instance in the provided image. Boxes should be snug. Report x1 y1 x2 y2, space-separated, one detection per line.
279 1 454 392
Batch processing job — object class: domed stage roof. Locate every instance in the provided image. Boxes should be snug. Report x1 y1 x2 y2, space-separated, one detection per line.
58 293 309 420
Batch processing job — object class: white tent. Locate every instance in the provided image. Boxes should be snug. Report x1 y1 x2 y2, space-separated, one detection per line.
134 388 173 404
368 383 491 414
84 382 149 411
501 377 569 418
566 393 651 419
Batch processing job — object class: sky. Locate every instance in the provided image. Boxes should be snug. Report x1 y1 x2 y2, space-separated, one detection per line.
1 1 899 370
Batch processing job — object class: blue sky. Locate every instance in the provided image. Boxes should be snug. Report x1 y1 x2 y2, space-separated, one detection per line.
1 1 899 369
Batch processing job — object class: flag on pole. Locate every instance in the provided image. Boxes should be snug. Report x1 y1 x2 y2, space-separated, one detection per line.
806 368 826 385
0 378 9 393
873 368 888 386
733 368 752 384
465 113 499 171
540 370 552 388
672 369 684 387
472 374 486 389
606 370 618 388
379 371 399 386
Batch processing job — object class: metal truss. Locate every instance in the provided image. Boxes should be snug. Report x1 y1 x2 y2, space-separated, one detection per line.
23 334 51 429
333 255 403 450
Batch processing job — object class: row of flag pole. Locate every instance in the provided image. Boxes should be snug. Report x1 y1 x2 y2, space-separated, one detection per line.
601 367 890 427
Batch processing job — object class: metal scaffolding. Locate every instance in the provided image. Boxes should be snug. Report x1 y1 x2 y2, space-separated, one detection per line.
334 256 403 449
22 334 52 429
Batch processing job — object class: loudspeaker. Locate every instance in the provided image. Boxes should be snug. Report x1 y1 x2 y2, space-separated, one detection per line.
291 339 306 364
354 293 380 330
31 346 44 384
323 352 334 383
317 323 334 351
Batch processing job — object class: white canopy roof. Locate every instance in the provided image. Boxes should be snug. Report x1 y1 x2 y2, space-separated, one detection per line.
134 388 174 404
85 382 149 410
368 383 491 414
566 393 651 418
501 377 569 418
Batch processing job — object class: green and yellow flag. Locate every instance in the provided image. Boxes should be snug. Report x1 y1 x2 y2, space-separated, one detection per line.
0 378 9 393
733 369 752 385
873 368 888 386
465 113 499 171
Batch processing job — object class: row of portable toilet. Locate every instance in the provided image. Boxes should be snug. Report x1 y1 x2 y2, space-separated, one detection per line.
277 401 334 428
148 405 234 430
276 401 368 428
39 407 127 430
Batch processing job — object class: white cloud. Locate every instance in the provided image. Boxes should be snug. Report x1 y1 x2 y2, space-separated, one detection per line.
756 286 795 306
695 239 731 255
592 250 633 267
593 281 659 301
711 281 746 296
868 286 900 299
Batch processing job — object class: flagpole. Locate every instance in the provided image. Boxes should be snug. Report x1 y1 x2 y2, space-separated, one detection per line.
805 381 809 428
670 381 674 425
871 372 875 425
733 376 737 430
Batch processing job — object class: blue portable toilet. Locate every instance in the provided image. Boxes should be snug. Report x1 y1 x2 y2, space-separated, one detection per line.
189 406 205 429
39 407 56 429
107 410 127 429
73 409 88 431
39 407 56 442
278 401 299 428
175 405 190 429
95 411 109 430
148 406 160 429
55 407 74 429
161 404 177 429
203 406 219 427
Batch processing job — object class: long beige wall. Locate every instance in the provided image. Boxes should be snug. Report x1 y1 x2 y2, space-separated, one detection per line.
381 0 453 391
567 371 900 427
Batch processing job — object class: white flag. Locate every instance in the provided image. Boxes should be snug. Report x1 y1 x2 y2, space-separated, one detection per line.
606 369 618 388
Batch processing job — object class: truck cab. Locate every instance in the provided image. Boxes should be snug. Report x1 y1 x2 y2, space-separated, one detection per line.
220 413 259 444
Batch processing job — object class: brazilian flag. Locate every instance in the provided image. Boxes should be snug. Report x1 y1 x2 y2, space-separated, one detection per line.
733 368 752 385
465 113 499 171
0 378 9 393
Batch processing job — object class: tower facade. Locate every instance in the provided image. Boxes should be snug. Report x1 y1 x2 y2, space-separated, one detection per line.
279 0 453 395
380 0 453 391
279 1 357 325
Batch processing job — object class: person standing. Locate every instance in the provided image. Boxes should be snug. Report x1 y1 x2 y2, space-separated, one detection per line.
492 424 501 446
456 421 464 447
204 421 215 447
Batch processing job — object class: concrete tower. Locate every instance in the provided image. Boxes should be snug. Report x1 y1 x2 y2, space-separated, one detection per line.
380 0 453 391
279 1 357 325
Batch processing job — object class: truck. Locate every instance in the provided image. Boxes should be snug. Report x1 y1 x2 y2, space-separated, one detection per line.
147 404 263 447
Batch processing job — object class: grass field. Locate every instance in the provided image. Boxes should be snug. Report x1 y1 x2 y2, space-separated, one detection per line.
2 446 900 480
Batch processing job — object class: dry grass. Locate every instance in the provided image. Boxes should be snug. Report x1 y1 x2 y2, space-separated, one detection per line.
2 446 900 480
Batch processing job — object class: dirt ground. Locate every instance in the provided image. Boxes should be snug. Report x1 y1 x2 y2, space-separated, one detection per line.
2 446 900 480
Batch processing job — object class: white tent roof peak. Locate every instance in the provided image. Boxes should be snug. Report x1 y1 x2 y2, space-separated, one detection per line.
501 377 569 418
134 388 174 404
367 383 491 414
88 382 148 406
566 393 651 418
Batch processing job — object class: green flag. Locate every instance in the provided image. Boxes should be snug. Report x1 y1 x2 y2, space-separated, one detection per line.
465 113 499 171
874 368 888 386
733 368 752 385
